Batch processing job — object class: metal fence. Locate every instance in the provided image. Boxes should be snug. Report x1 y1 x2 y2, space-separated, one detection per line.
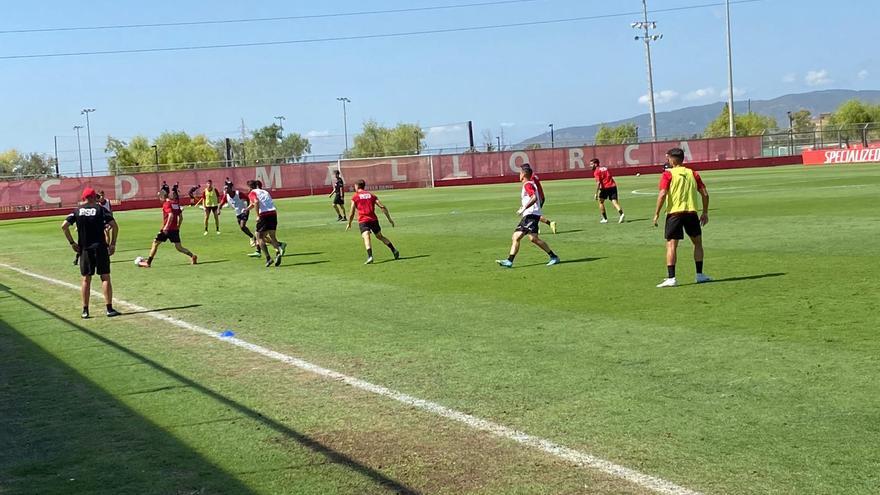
760 123 880 157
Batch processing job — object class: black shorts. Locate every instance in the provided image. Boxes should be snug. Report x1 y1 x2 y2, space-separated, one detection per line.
599 187 618 201
665 212 702 240
256 214 278 233
80 245 111 277
358 220 381 234
205 206 219 214
155 230 182 244
236 212 250 224
333 194 344 205
515 215 541 235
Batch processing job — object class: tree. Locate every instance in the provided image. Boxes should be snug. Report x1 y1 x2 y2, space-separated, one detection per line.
704 104 777 137
789 109 815 133
348 120 425 158
0 149 55 179
827 99 880 126
244 124 312 164
481 129 496 152
107 132 223 174
594 123 638 145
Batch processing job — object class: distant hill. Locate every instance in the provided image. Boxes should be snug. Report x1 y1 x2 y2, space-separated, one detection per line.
521 89 880 146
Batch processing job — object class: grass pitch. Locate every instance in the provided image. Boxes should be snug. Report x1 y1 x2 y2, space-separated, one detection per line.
1 163 879 494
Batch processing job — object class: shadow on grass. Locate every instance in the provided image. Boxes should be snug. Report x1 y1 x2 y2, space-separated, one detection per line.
554 229 583 235
517 257 604 268
120 304 202 316
277 260 331 267
701 272 787 284
622 218 649 224
0 289 421 495
375 254 431 264
287 251 323 256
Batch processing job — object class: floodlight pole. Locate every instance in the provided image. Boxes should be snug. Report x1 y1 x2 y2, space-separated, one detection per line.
81 108 95 176
274 115 285 140
73 125 84 177
337 97 351 153
549 123 555 148
725 0 736 137
633 1 661 141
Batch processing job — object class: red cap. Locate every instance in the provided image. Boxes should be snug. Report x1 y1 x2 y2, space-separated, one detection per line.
81 187 97 201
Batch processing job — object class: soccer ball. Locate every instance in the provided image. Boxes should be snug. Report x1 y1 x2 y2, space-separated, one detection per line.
134 256 144 265
636 173 641 177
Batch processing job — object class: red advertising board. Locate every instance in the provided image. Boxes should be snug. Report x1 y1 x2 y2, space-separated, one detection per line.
802 148 880 165
1 136 763 215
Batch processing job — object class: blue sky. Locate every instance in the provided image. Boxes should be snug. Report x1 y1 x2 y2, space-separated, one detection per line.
0 0 875 174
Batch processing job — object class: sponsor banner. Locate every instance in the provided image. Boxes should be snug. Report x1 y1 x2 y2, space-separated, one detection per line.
802 148 880 165
1 136 761 210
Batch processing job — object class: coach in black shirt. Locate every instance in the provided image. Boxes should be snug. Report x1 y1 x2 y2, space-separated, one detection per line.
62 187 121 319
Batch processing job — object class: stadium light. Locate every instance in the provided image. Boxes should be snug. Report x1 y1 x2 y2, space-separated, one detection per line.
274 115 285 140
548 123 555 148
336 97 351 153
73 125 84 177
632 0 661 141
81 108 95 176
725 0 736 138
151 145 159 172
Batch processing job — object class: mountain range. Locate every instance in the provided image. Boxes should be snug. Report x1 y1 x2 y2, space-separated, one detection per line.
520 89 880 146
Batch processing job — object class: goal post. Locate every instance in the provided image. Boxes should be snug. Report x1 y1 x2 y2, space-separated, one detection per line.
337 154 435 191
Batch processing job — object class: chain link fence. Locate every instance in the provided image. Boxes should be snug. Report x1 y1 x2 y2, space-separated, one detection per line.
760 123 880 156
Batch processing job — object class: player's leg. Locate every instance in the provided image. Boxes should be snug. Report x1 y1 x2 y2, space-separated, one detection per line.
173 242 197 263
689 233 711 283
528 233 560 265
99 273 119 316
203 209 210 234
496 230 525 267
361 230 374 263
509 230 525 256
81 275 92 318
656 239 679 287
213 209 221 233
374 231 400 259
239 217 254 239
611 197 625 223
598 197 608 223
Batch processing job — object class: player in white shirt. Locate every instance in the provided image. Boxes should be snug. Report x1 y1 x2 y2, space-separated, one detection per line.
496 167 559 268
244 180 286 267
221 183 260 256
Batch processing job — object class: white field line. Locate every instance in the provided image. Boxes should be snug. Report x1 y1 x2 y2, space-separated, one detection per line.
0 261 702 495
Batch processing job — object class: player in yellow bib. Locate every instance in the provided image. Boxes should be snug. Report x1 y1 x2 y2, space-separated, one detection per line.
195 179 222 235
652 147 711 288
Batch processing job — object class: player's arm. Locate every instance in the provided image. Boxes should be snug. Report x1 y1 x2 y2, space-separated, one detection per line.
652 189 668 227
61 216 79 253
696 173 709 226
517 186 538 215
345 202 357 230
376 200 395 227
107 219 118 256
594 177 602 200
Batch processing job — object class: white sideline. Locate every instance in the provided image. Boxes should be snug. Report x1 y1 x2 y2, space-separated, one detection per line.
0 262 702 495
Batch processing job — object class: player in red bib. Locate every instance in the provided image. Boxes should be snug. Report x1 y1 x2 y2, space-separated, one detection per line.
137 189 198 267
346 180 399 264
590 158 625 224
